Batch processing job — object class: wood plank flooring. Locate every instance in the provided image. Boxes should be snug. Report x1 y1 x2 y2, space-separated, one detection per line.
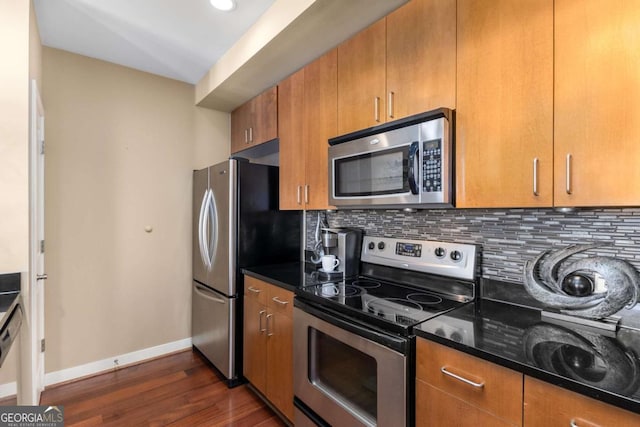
36 349 286 426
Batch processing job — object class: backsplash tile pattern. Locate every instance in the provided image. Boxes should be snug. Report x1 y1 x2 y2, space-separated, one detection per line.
305 208 640 284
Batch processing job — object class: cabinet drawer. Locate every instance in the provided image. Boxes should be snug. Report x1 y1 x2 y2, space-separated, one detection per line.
416 338 523 425
267 284 293 317
524 376 640 427
244 276 268 305
416 379 517 427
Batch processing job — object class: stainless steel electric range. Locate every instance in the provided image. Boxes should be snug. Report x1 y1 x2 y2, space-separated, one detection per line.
293 236 478 427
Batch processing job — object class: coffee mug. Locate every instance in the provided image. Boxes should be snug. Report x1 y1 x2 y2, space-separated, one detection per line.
321 254 340 272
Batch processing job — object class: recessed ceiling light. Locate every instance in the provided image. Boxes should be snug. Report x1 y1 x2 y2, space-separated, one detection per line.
210 0 236 11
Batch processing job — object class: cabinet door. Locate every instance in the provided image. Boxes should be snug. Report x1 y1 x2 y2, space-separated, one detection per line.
456 0 553 208
554 0 640 207
337 19 386 136
278 68 306 210
231 101 251 153
266 286 294 422
416 379 515 427
243 292 266 394
524 376 640 427
251 86 278 146
304 49 338 210
416 338 523 426
386 0 456 119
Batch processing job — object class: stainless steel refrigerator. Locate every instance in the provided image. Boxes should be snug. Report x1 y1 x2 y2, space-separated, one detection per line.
192 158 300 387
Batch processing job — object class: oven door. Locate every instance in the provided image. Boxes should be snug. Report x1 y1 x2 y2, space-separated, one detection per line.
293 301 409 427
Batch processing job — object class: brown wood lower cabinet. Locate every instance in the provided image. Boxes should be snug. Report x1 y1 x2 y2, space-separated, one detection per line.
243 276 294 422
416 338 523 426
524 376 640 427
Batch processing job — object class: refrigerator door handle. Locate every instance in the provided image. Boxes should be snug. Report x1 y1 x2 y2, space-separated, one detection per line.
206 188 218 269
194 284 226 304
198 190 209 269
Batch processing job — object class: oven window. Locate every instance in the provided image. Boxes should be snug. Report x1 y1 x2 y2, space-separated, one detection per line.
309 329 377 422
334 146 409 197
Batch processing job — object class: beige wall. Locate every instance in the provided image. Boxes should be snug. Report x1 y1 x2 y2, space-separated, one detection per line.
0 1 30 274
0 0 42 389
42 47 229 373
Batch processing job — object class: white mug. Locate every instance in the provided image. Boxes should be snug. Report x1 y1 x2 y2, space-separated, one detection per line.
321 254 340 272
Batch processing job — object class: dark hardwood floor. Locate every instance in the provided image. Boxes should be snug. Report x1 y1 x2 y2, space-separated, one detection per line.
34 350 286 426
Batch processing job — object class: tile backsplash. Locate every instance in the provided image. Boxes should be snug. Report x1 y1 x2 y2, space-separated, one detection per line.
305 208 640 284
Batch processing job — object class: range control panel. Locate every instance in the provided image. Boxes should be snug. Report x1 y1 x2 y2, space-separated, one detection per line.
361 236 478 281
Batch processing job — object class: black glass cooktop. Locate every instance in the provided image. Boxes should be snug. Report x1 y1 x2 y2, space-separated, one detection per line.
297 275 466 335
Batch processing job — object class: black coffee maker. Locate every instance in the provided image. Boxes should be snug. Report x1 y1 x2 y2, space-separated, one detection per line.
321 227 363 278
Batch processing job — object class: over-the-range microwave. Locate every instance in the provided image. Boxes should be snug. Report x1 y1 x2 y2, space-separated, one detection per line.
328 108 454 210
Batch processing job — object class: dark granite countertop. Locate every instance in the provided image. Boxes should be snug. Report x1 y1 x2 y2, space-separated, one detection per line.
0 273 22 368
415 299 640 414
241 264 640 414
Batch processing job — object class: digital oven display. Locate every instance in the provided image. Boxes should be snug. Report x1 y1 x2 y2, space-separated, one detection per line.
396 242 422 257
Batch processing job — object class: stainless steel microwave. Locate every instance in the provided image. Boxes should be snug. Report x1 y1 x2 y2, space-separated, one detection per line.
328 108 454 209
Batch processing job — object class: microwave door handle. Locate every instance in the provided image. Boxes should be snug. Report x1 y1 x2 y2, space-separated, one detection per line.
408 141 420 195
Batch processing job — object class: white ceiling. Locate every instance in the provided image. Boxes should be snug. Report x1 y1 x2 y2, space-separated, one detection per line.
34 0 276 84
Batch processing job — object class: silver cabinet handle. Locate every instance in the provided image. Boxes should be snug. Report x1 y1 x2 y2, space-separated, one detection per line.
266 313 274 336
566 153 572 194
296 185 302 205
259 310 266 333
36 274 48 281
533 157 539 196
374 96 380 122
244 128 248 144
304 184 309 204
272 296 289 305
388 91 394 119
569 420 578 427
247 286 261 294
248 127 253 143
440 367 485 388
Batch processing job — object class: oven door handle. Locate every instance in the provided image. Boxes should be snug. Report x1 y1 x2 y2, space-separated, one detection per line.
294 298 409 354
407 141 419 195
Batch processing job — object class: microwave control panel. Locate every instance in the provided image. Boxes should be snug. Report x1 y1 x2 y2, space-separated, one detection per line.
422 138 442 193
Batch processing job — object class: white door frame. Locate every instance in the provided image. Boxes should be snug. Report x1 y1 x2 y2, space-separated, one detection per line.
23 79 45 405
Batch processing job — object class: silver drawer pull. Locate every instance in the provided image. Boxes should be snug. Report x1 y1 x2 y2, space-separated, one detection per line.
259 310 266 333
272 296 289 306
570 420 578 427
440 367 485 389
266 313 274 336
248 286 261 293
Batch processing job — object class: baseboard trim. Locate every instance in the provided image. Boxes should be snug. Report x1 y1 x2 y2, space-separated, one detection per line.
44 337 192 387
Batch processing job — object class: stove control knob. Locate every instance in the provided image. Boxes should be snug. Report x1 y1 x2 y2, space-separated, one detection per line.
450 250 463 262
377 241 386 250
368 241 375 250
434 247 446 258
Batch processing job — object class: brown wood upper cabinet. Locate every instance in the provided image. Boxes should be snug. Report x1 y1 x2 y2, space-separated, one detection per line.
230 86 278 154
279 49 337 210
554 0 640 207
337 0 456 136
243 276 294 422
458 0 640 209
455 0 554 208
